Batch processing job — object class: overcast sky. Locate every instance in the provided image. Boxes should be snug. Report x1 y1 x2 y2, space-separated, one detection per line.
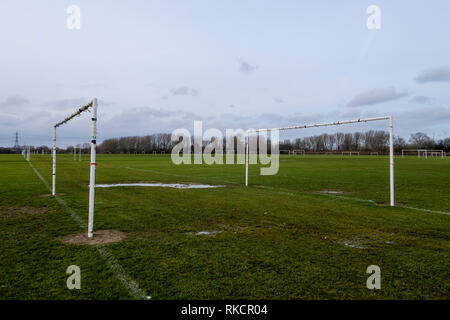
1 0 449 147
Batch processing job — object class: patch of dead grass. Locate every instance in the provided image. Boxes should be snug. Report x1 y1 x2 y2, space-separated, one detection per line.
58 229 126 245
375 201 405 206
38 193 65 198
0 206 48 219
316 190 346 194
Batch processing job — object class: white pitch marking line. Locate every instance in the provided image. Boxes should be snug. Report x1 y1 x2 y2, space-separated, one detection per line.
28 161 150 299
399 206 450 216
255 185 450 216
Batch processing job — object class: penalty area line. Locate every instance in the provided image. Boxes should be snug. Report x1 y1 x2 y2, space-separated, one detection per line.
255 185 450 216
399 205 450 216
27 161 150 300
318 193 450 215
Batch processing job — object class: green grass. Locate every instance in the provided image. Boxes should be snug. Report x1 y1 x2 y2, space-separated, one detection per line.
0 153 449 299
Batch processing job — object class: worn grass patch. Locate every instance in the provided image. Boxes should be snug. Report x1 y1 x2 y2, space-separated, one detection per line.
0 206 48 219
37 193 65 198
58 229 127 245
316 190 346 194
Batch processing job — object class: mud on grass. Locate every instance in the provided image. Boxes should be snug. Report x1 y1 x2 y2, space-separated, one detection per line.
0 206 48 219
58 229 127 245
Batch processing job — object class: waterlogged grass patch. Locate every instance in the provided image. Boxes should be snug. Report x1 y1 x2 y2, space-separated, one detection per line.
342 238 366 249
58 229 127 245
195 230 222 236
337 233 398 250
317 190 345 194
95 182 225 189
185 230 223 237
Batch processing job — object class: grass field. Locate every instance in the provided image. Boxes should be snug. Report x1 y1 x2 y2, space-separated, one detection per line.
0 153 449 299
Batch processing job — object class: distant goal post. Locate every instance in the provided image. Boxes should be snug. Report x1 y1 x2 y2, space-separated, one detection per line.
52 98 98 238
401 149 444 159
342 151 360 156
292 149 306 156
245 116 395 206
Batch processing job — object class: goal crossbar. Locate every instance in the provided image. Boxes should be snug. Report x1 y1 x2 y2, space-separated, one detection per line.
247 116 391 133
245 116 395 206
52 98 98 237
54 102 93 128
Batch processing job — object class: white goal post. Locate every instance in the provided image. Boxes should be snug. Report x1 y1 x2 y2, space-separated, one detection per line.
292 149 306 155
52 98 98 238
342 151 360 156
401 149 444 159
245 116 395 206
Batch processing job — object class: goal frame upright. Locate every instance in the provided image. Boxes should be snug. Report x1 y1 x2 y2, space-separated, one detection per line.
52 98 98 237
245 116 395 207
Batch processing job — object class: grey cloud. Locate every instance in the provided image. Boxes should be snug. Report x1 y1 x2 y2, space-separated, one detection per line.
239 60 258 73
77 83 109 89
98 99 114 106
54 83 110 90
170 87 199 96
42 97 113 109
410 95 435 105
0 95 29 107
259 113 285 122
288 112 325 124
415 66 450 83
128 107 178 118
105 107 200 137
274 98 284 103
44 97 92 108
0 112 21 126
397 105 450 123
347 87 408 107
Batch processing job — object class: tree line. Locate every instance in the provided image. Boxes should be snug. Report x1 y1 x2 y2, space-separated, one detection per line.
280 131 450 153
97 131 450 154
3 131 449 154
